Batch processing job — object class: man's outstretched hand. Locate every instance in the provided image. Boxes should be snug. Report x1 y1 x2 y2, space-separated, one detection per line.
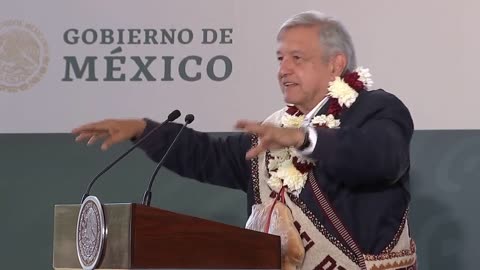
235 120 305 159
72 119 146 151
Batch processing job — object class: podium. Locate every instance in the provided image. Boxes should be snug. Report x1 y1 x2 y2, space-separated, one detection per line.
53 203 281 269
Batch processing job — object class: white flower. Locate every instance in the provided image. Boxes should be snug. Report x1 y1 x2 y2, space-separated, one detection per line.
270 148 290 160
268 156 284 171
312 114 340 128
355 67 374 89
281 114 304 128
267 174 283 193
290 147 315 164
274 160 307 194
328 77 359 108
268 148 290 171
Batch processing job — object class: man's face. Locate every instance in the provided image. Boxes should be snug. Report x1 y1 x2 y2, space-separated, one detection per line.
276 26 334 112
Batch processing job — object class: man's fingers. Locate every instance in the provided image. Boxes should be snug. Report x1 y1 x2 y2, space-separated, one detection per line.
87 133 108 145
75 132 96 142
72 120 111 134
235 120 264 129
236 120 279 159
245 144 267 160
75 131 108 143
101 140 113 151
100 134 127 151
235 120 254 129
235 120 270 136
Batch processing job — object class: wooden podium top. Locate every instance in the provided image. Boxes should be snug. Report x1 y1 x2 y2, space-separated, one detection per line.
53 203 281 269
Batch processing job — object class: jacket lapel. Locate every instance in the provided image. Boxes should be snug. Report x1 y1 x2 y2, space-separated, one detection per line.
315 97 332 117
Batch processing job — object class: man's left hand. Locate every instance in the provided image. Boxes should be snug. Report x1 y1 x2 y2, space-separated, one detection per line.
235 120 305 160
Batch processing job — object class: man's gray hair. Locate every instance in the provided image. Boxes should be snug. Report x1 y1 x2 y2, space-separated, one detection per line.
278 11 357 73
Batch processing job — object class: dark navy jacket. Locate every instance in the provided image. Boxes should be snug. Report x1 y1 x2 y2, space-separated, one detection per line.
137 89 414 255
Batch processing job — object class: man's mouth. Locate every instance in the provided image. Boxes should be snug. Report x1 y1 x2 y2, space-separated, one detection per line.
283 82 298 87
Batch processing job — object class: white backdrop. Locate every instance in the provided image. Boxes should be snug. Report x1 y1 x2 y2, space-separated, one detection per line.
1 0 478 132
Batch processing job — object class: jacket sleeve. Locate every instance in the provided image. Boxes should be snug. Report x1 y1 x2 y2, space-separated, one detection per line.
136 119 253 192
310 91 414 188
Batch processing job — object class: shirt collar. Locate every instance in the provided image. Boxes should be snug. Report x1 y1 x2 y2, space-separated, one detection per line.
303 96 329 125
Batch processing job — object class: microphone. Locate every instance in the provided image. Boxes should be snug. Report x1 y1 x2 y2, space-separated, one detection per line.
80 110 181 203
142 114 195 206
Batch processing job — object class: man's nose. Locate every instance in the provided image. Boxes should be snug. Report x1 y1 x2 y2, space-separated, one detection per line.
279 58 293 77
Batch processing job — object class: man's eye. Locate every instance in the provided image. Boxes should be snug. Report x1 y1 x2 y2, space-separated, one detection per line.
277 56 283 62
293 55 301 60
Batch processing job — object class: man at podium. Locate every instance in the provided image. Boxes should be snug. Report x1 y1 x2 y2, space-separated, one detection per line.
73 10 417 270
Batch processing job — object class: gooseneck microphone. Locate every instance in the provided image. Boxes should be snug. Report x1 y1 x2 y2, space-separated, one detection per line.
142 114 195 206
80 110 181 203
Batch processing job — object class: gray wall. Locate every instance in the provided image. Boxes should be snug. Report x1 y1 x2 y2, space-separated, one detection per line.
0 131 478 269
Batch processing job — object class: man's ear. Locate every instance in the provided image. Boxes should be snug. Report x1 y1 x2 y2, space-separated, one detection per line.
329 53 347 78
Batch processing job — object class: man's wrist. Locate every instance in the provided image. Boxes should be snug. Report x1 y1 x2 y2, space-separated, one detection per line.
296 128 310 150
132 119 147 139
294 127 317 155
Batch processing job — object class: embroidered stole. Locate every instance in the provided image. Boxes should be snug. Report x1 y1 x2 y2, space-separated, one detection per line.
249 108 416 270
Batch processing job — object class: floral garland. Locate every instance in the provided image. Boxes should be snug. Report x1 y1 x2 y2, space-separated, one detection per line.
266 67 373 196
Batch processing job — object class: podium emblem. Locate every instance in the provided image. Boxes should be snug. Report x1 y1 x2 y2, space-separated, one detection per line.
76 196 106 270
